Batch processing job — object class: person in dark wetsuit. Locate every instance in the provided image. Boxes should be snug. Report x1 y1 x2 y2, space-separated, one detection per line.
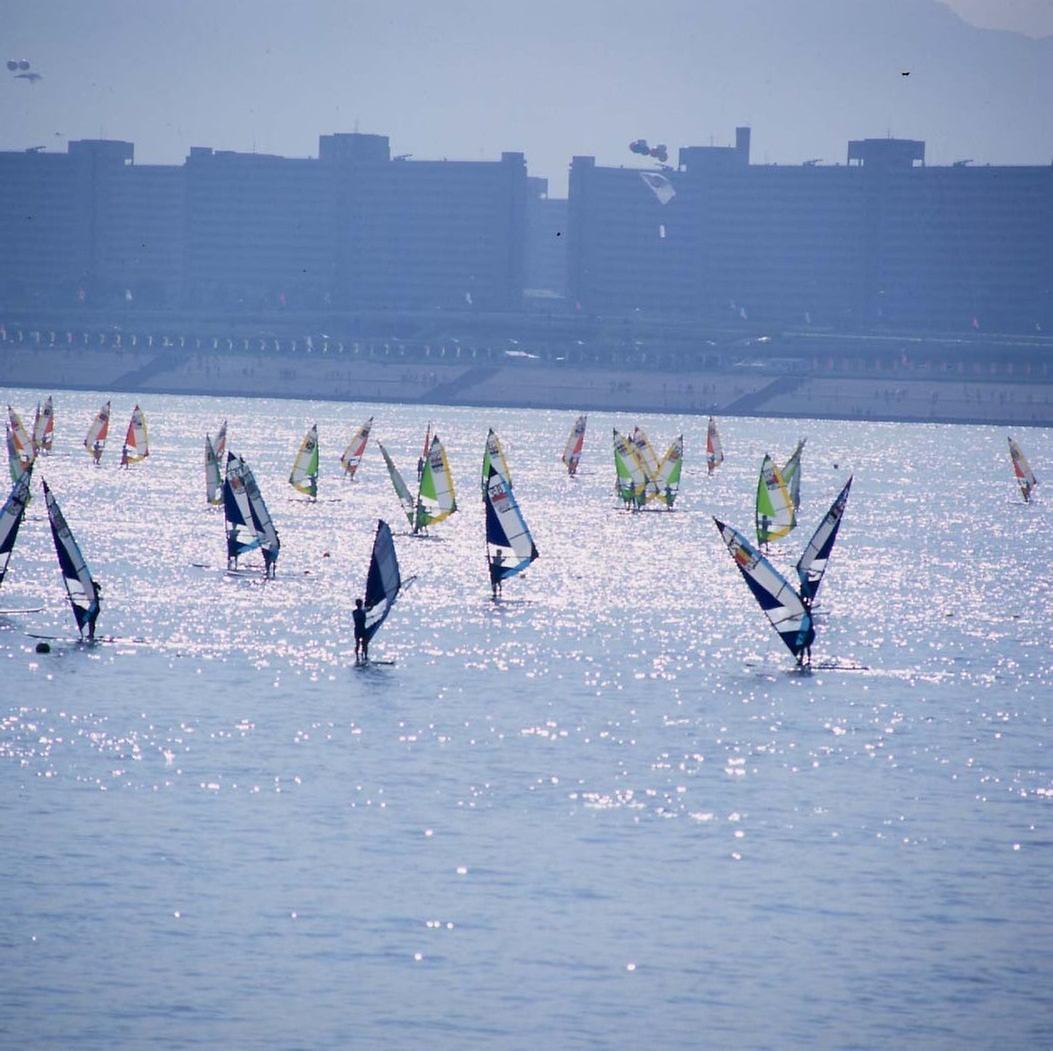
798 594 815 667
490 550 505 600
86 580 102 641
353 598 368 662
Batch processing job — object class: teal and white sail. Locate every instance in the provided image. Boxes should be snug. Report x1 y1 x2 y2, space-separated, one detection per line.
379 442 417 530
756 454 795 545
482 428 513 495
205 435 223 505
43 480 100 637
484 461 539 590
0 467 32 590
363 519 403 642
240 457 281 575
782 438 806 512
654 436 683 508
715 518 814 663
796 477 853 603
223 452 261 565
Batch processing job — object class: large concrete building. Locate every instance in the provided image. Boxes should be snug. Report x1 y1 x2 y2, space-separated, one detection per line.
568 129 1053 331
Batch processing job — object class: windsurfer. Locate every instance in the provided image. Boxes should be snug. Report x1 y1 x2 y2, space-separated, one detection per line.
490 550 505 599
798 595 814 667
86 580 101 641
353 598 368 662
92 441 103 466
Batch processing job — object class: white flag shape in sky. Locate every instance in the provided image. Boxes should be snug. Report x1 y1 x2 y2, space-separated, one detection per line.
640 171 676 205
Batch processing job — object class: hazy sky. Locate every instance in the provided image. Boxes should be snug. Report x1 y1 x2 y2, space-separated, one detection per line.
2 0 1050 194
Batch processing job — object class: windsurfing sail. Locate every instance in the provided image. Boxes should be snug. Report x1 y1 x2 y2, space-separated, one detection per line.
84 400 111 460
1008 437 1038 503
417 421 432 481
756 454 795 545
0 468 32 589
363 519 403 642
715 518 814 663
214 420 228 462
43 480 100 637
782 438 806 512
240 457 281 574
7 407 32 463
562 414 587 476
32 396 54 455
796 477 853 603
706 417 724 474
654 436 684 508
121 404 149 466
340 417 373 478
481 428 513 495
416 434 457 532
379 442 417 529
205 435 223 505
613 428 647 507
223 452 261 564
289 424 319 498
7 425 30 484
484 461 539 590
631 426 662 480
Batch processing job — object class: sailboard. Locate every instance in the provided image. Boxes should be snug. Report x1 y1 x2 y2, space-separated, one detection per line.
205 435 223 505
0 468 33 591
240 457 281 576
7 425 30 485
7 406 33 463
214 420 228 462
362 519 405 647
120 404 149 466
714 518 814 664
796 476 853 603
1008 437 1038 503
223 452 262 568
654 435 684 508
613 428 648 509
562 414 587 476
756 454 795 546
482 428 513 495
484 460 539 597
782 438 806 512
33 396 54 455
84 400 111 464
416 434 457 533
379 442 418 529
289 424 319 499
706 417 724 475
43 480 101 638
340 417 373 479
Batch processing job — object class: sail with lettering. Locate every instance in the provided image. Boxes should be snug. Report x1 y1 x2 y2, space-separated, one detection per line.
289 424 319 499
362 519 404 643
379 442 417 529
120 405 149 466
562 414 587 476
715 518 814 664
340 417 373 479
7 407 32 463
782 438 806 512
223 452 261 568
706 417 724 474
84 400 111 462
756 454 795 545
1008 437 1038 503
654 436 684 508
416 434 457 533
481 428 513 495
796 477 853 603
43 480 101 638
631 426 662 480
240 457 281 576
613 428 647 508
484 460 539 596
205 435 223 505
0 468 32 591
32 397 54 455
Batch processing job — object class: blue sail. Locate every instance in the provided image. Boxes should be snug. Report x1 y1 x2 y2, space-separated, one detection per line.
363 519 402 643
484 463 538 584
796 477 853 603
43 480 100 635
0 467 32 588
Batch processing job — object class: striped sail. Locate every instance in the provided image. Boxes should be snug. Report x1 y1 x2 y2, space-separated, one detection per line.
33 396 54 454
485 461 539 589
7 426 29 484
205 435 223 505
631 426 662 479
613 428 647 506
654 436 684 508
562 414 587 476
223 452 261 562
782 438 806 512
121 405 149 465
84 400 111 458
379 442 417 529
340 417 373 478
43 480 100 636
241 457 281 574
290 424 319 498
706 417 724 474
482 428 513 495
1008 437 1038 502
7 406 32 462
715 518 814 662
416 434 457 532
756 454 795 545
0 468 32 590
363 519 403 642
796 477 853 603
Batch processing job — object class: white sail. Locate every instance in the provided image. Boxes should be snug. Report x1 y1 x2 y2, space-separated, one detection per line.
33 396 54 454
214 421 228 462
415 434 457 532
7 406 32 462
43 480 100 636
484 461 539 591
205 435 223 505
289 424 319 498
706 417 724 474
482 428 513 494
796 477 853 603
782 438 806 511
240 457 281 574
84 400 111 460
223 452 261 564
121 405 149 465
654 435 684 507
0 468 33 589
379 442 416 529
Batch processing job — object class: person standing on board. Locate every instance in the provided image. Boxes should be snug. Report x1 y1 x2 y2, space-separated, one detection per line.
490 550 505 600
86 580 102 641
353 598 368 663
92 440 104 466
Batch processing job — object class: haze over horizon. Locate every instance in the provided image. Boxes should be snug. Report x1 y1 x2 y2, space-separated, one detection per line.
2 0 1051 194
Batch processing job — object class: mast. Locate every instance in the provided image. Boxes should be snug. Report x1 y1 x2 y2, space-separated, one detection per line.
340 417 373 479
43 480 100 637
0 468 33 591
562 414 587 476
796 477 853 603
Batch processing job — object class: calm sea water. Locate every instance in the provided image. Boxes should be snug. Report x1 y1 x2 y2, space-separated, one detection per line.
1 387 1050 1050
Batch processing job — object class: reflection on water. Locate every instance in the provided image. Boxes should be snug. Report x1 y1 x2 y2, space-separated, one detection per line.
1 389 1050 1049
